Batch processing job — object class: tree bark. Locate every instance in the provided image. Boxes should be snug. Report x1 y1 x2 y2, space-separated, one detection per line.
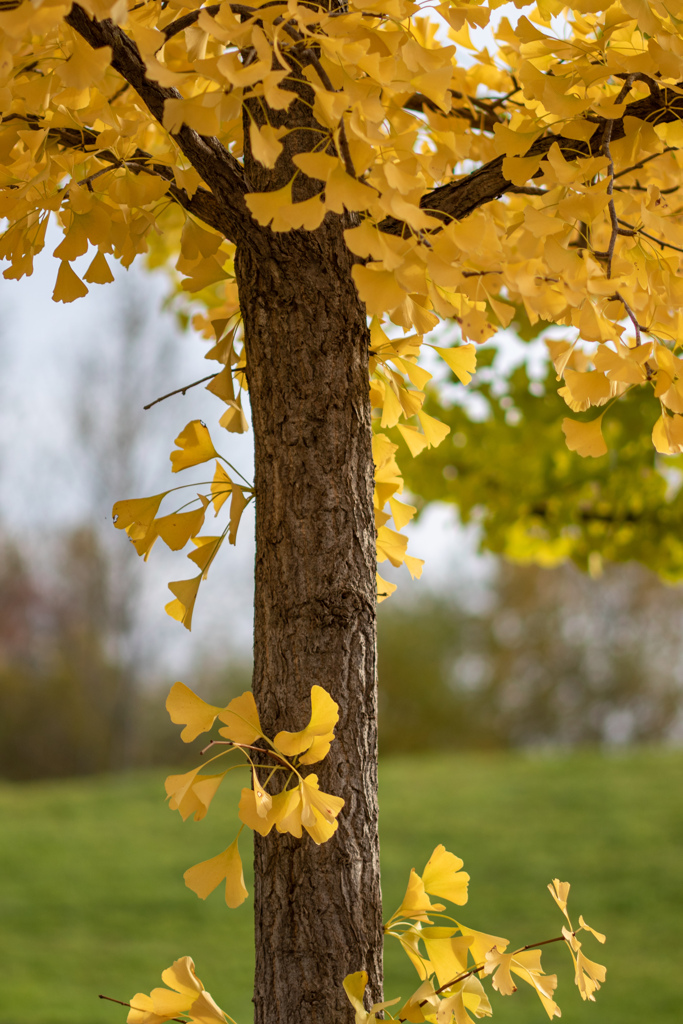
237 219 383 1024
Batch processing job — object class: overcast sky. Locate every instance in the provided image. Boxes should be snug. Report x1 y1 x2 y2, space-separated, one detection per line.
0 231 500 678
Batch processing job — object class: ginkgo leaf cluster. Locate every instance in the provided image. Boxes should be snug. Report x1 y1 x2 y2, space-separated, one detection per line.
163 681 344 907
377 850 606 1024
112 417 253 629
9 0 683 616
131 859 606 1024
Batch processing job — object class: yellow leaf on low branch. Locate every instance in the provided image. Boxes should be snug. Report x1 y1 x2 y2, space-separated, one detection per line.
166 681 225 742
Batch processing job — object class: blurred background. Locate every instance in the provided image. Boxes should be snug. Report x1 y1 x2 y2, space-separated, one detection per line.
1 250 681 1024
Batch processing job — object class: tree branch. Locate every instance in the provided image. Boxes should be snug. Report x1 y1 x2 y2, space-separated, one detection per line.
143 373 219 410
64 4 253 247
383 77 683 234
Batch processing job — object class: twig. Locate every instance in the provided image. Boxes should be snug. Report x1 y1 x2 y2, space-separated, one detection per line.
613 147 675 180
431 934 570 1003
617 217 683 255
199 739 292 768
612 291 655 378
144 373 218 410
612 291 642 346
595 120 619 277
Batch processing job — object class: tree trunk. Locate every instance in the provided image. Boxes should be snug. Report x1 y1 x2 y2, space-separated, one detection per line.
237 219 383 1024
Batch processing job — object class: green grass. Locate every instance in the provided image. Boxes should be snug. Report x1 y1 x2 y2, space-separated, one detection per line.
1 751 681 1024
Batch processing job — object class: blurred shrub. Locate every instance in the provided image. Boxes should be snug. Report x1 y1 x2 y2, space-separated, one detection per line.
378 559 683 754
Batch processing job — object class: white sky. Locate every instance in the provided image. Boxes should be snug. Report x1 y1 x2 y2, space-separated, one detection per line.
0 230 495 678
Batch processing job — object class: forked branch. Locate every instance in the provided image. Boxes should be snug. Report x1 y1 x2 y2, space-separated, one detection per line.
64 4 253 246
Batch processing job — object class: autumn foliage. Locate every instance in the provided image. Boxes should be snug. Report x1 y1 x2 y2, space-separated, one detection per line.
10 0 678 1018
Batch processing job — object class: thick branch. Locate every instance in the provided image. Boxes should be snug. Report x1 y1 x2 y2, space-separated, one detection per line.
64 4 253 246
383 79 683 234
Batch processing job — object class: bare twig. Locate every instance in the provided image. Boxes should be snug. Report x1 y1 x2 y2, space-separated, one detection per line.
612 291 642 346
594 120 619 277
613 147 676 180
617 217 683 254
144 373 219 410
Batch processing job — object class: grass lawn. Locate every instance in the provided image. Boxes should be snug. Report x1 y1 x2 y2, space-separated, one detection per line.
0 750 681 1024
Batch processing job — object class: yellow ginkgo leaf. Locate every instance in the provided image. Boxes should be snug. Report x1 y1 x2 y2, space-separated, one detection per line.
211 461 233 514
389 496 416 530
418 411 450 449
165 765 202 811
217 690 263 744
395 868 445 922
166 681 225 742
188 535 223 577
183 836 248 908
548 879 571 916
578 915 606 943
574 947 607 1001
293 151 339 181
433 344 477 385
343 971 400 1024
421 928 471 988
299 774 345 844
83 250 114 284
112 493 166 532
127 989 192 1024
562 368 612 407
239 786 296 837
52 260 88 303
252 767 272 818
485 948 560 1019
245 182 293 229
298 731 335 765
163 96 220 136
205 366 235 404
229 486 248 544
185 990 229 1024
422 845 470 906
160 957 204 997
128 957 203 1024
437 976 492 1024
129 521 159 561
278 195 326 232
397 424 430 457
274 685 339 756
404 555 424 580
249 120 285 168
325 165 375 213
377 571 397 602
170 421 219 473
561 415 608 458
166 769 226 822
452 923 508 968
377 525 408 568
156 496 208 550
397 978 439 1024
352 265 405 315
219 399 250 433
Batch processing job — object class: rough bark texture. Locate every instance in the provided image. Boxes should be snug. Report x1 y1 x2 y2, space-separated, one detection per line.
237 220 382 1024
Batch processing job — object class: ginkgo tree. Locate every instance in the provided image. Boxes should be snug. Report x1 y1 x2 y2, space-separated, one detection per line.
8 0 683 1019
